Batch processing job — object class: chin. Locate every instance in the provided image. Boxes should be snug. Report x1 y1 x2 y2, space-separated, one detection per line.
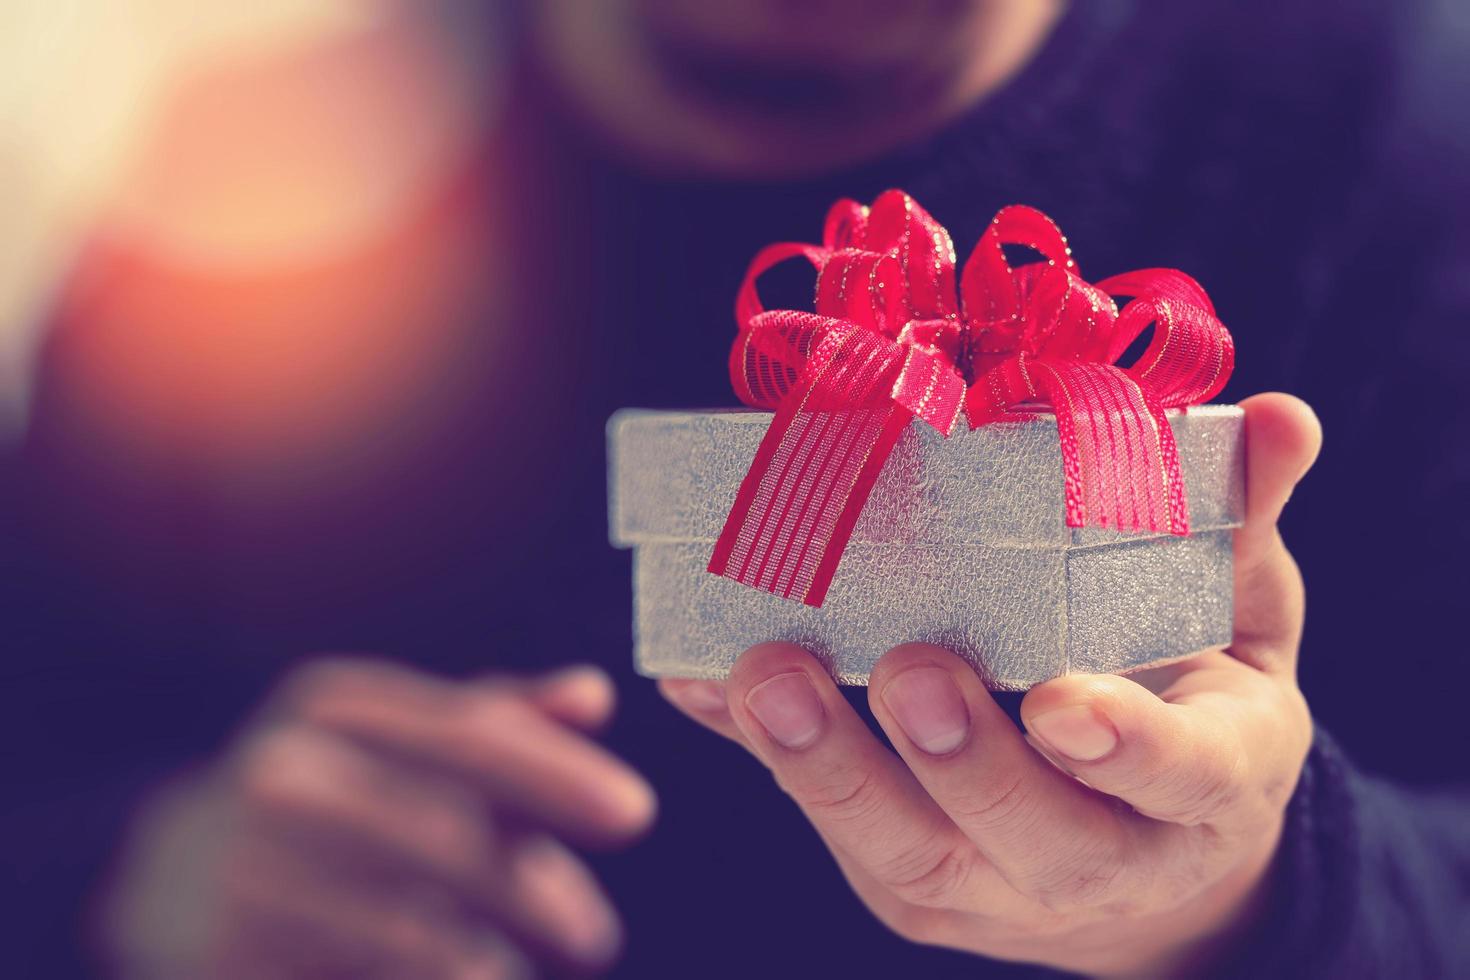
629 0 996 72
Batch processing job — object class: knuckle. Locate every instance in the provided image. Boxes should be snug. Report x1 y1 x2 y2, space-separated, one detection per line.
418 801 493 872
235 728 340 815
947 771 1036 833
278 658 361 709
1025 836 1126 910
1121 726 1250 826
236 731 313 809
883 843 978 910
791 764 887 828
1165 746 1248 826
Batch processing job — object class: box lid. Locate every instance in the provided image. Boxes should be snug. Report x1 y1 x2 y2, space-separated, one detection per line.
608 406 1243 549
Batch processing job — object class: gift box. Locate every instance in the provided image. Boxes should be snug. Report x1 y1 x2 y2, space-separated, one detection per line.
609 405 1242 690
610 192 1242 689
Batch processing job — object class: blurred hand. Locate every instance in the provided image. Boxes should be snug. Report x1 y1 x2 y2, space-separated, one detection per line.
662 393 1321 976
105 661 655 979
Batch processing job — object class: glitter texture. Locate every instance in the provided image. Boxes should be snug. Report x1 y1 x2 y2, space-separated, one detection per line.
609 406 1243 690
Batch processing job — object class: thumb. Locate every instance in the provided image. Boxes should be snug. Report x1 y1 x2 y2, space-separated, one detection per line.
1230 392 1323 674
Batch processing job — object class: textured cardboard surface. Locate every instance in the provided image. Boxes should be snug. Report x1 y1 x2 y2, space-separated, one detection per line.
609 406 1244 689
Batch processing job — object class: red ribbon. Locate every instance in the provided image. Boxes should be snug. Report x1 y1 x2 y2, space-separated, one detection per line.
708 191 1235 607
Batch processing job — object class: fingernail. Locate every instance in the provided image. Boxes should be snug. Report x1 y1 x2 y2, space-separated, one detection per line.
1027 705 1118 762
881 667 970 755
745 672 825 749
1024 733 1097 787
674 679 727 712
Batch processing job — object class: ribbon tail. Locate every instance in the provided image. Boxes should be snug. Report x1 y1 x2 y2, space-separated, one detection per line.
1026 361 1190 536
709 327 910 606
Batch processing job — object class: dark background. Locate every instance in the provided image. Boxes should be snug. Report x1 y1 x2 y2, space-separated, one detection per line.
3 1 1468 976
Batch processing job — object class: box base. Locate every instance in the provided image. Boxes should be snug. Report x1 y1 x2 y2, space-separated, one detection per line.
631 531 1234 691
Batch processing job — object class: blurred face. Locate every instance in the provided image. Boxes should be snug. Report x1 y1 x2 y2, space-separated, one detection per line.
631 0 994 102
536 0 1061 177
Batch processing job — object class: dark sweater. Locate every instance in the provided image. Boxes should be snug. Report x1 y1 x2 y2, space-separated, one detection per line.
3 1 1468 976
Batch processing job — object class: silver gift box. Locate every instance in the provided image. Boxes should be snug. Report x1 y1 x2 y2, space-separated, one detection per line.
608 406 1244 690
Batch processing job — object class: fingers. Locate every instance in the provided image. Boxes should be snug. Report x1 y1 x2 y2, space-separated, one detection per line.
868 645 1129 902
525 665 618 731
288 659 617 734
1020 657 1310 830
1231 393 1322 673
234 725 623 969
223 835 535 979
116 659 640 978
502 833 624 969
289 660 657 844
237 723 495 886
718 644 989 910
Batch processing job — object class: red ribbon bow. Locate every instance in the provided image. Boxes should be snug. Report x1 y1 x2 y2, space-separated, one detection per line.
708 191 1235 607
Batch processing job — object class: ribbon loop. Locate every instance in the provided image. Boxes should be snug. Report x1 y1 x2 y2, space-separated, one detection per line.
816 249 909 336
961 204 1077 351
713 194 1233 606
1096 269 1235 406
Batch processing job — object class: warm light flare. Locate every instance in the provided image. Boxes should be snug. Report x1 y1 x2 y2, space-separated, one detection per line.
102 8 490 273
0 0 496 439
57 165 497 486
